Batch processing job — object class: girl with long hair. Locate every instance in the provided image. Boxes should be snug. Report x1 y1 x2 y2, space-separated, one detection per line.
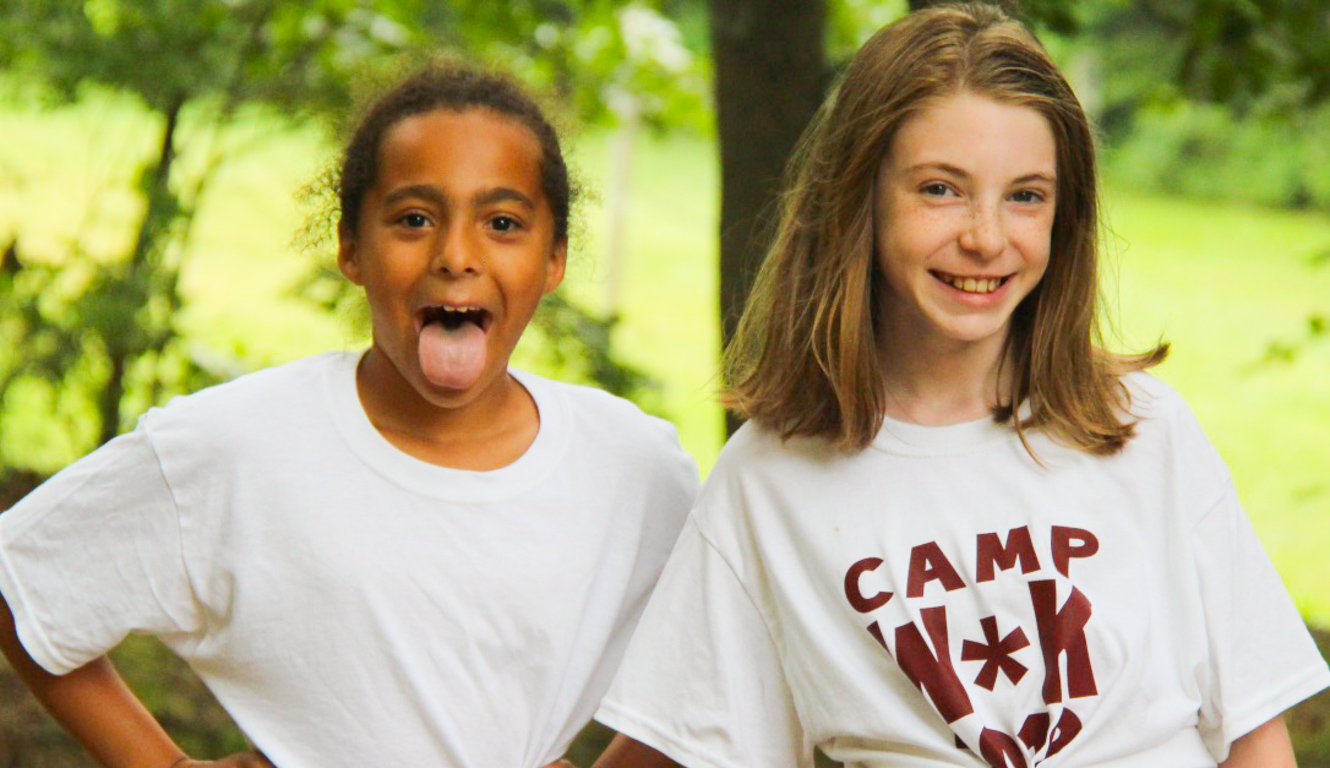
586 5 1327 767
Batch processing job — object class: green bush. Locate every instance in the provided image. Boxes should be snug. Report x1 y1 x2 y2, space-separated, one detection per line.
1103 99 1330 210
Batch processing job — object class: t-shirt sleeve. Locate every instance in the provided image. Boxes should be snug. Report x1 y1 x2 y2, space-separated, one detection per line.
0 427 202 675
595 515 811 768
1192 483 1330 760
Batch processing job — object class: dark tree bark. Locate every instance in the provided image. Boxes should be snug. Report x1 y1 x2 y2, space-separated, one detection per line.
709 0 827 436
97 95 185 448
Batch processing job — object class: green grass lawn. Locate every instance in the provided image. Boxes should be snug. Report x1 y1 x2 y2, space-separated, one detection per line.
3 99 1329 628
1101 194 1330 622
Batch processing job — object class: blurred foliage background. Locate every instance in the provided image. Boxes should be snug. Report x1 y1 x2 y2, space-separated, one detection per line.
0 0 1327 765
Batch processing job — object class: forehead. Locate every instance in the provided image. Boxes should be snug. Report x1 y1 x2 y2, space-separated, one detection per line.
373 108 545 198
888 92 1057 175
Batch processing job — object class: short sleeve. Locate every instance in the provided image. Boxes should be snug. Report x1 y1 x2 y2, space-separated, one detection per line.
0 427 202 675
595 516 811 768
1192 485 1330 760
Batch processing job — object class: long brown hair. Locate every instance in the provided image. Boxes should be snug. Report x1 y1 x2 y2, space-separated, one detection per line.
723 2 1166 455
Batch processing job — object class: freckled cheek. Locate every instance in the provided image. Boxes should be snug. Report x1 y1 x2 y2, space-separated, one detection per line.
1010 219 1054 265
883 224 951 267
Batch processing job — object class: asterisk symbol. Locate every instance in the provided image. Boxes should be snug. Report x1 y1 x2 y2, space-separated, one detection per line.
961 615 1030 690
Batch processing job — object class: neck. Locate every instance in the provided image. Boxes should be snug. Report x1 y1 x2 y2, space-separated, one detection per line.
355 347 539 470
878 325 1012 426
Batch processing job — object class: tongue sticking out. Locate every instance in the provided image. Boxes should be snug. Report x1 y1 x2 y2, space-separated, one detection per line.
418 321 487 390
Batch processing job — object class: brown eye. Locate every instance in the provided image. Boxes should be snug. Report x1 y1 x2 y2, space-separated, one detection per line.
400 213 429 228
489 215 521 233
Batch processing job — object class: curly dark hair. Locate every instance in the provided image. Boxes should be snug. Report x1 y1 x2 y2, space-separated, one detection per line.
337 63 573 243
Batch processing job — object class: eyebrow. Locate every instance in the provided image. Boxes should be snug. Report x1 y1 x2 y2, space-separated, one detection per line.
381 184 536 210
473 187 536 210
906 162 1056 185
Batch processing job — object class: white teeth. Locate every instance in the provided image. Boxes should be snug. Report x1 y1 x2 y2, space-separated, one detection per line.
423 305 488 330
942 274 1001 294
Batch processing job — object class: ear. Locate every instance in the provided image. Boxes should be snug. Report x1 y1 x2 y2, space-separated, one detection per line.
543 239 567 296
337 224 363 285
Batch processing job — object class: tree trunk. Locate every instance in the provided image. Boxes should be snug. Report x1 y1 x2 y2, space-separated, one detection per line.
97 349 128 448
709 0 827 436
98 95 185 447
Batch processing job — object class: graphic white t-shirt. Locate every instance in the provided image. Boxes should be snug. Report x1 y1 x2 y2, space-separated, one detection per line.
597 373 1328 768
0 351 699 768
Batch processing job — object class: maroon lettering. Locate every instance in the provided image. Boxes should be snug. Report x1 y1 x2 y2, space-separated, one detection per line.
1014 708 1080 760
976 526 1040 582
844 557 894 613
979 728 1028 768
1029 580 1097 703
973 709 1082 768
906 542 966 598
1050 526 1098 578
961 615 1030 690
867 620 888 649
1046 709 1082 758
893 606 974 723
1017 713 1050 753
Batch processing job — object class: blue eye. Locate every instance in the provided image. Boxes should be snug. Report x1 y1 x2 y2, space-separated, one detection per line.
921 183 953 197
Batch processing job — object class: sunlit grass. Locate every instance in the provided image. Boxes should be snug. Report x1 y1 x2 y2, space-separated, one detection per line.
1102 194 1330 621
562 128 724 470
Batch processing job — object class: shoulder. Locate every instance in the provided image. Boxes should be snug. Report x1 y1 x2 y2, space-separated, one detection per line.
151 352 340 412
522 371 685 452
516 370 699 483
1118 370 1212 443
136 352 348 448
1114 370 1233 500
1120 370 1188 418
694 420 845 528
711 419 844 480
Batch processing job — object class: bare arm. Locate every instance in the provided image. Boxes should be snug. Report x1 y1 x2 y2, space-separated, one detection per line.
591 734 683 768
0 592 185 768
1219 716 1297 768
0 594 272 768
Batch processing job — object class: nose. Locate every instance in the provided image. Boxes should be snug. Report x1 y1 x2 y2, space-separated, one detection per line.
958 202 1006 260
433 224 480 276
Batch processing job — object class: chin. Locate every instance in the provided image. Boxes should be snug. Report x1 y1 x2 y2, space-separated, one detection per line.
932 317 1012 346
417 376 485 406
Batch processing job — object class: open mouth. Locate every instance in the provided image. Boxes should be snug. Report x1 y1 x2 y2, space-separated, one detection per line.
932 271 1010 295
416 305 492 389
420 305 491 332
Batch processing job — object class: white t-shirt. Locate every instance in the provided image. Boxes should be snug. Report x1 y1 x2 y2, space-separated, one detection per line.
597 373 1328 768
0 351 698 768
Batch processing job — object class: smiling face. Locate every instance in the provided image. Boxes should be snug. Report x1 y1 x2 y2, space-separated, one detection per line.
339 107 566 414
873 91 1057 367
